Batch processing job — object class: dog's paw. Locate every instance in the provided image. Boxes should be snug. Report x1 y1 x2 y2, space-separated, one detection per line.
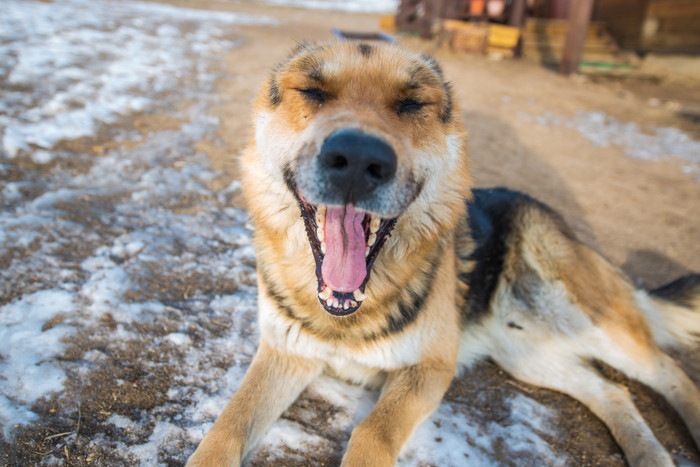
186 439 241 467
626 449 674 467
341 425 395 467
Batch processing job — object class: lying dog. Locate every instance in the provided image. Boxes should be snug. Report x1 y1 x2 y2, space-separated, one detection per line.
188 41 700 466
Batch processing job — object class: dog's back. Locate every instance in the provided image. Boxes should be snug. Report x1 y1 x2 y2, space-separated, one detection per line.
458 188 700 466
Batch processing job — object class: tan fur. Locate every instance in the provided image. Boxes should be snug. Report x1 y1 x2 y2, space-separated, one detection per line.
188 42 700 466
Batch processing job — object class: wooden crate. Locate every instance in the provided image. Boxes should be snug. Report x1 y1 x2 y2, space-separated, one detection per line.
379 14 396 32
450 23 488 53
488 24 520 49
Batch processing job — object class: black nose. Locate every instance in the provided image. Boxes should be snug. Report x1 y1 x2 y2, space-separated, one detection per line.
318 129 397 201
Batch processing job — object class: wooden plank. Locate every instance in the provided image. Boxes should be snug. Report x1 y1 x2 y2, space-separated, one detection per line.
560 0 596 75
648 1 700 17
641 33 700 50
526 18 607 32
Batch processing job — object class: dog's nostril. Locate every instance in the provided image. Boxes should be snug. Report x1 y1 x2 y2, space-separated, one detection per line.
326 152 348 170
367 163 385 180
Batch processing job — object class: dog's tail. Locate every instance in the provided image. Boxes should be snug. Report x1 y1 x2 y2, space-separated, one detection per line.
638 274 700 349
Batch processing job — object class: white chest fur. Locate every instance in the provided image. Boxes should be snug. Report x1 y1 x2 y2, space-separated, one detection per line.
258 293 424 386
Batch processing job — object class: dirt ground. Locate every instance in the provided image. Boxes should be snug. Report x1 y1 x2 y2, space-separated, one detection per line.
2 1 699 465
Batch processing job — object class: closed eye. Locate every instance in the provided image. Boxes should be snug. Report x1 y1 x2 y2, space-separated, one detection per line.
298 87 327 103
397 98 425 115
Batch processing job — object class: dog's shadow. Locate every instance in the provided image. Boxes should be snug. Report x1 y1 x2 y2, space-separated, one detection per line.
462 110 596 245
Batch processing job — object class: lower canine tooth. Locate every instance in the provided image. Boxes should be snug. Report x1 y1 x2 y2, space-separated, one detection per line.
321 242 326 254
367 233 377 246
353 289 366 301
370 216 380 233
365 246 370 257
319 288 331 300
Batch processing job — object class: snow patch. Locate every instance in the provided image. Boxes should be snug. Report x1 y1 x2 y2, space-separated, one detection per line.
0 0 272 157
0 290 76 428
518 110 700 179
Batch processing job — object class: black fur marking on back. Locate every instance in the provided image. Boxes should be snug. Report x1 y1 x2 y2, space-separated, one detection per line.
358 43 373 57
461 188 534 322
650 274 700 309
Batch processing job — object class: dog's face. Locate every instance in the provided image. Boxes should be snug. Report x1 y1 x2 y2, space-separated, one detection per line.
250 41 468 317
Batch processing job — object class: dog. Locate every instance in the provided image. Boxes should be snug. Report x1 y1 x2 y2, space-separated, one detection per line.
187 41 700 466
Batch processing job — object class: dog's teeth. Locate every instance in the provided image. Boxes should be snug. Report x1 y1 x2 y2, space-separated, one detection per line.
367 233 377 247
370 216 380 233
318 288 331 300
343 301 350 310
353 289 366 302
317 205 326 217
321 242 326 254
326 297 334 306
316 209 325 227
365 246 370 257
317 227 325 242
349 300 357 308
333 298 340 308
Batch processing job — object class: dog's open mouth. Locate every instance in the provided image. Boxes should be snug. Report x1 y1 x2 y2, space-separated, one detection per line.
295 195 397 316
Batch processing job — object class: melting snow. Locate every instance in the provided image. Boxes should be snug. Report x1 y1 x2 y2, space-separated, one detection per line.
518 110 700 180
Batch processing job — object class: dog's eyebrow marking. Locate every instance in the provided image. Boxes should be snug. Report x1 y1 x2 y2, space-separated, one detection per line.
441 81 453 124
292 54 325 84
421 54 444 79
358 43 373 58
406 62 454 123
269 79 282 107
308 64 323 83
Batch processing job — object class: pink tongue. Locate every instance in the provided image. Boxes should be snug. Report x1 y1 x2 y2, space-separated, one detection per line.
321 205 367 293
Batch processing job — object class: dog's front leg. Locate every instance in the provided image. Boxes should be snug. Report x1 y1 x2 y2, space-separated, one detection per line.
341 359 456 467
187 341 322 466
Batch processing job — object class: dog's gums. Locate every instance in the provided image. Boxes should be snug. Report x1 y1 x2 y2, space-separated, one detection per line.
295 195 396 316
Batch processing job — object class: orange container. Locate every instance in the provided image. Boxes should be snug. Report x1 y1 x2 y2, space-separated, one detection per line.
470 0 485 15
